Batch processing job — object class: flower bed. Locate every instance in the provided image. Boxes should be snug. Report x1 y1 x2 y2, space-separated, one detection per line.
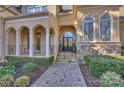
0 56 54 87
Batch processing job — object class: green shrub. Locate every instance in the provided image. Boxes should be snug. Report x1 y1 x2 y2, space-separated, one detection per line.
0 65 15 77
48 56 54 65
100 71 124 87
5 56 54 68
121 46 124 56
14 76 30 87
34 58 49 68
23 62 38 74
0 74 14 87
8 60 21 67
84 55 124 78
0 66 6 77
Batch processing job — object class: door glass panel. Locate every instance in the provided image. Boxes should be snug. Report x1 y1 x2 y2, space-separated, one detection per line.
64 38 67 46
62 32 73 52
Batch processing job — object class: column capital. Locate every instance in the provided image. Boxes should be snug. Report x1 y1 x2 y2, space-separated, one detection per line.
16 30 21 34
45 28 49 33
29 28 34 33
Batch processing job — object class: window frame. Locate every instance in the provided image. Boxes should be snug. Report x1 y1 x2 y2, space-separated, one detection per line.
82 16 95 42
99 13 113 42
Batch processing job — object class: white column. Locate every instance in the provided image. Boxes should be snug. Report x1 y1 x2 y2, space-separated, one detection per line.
5 32 9 55
29 29 34 57
53 33 56 54
16 31 21 56
45 28 50 57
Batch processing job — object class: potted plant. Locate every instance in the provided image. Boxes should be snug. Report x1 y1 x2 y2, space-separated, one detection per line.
72 42 76 53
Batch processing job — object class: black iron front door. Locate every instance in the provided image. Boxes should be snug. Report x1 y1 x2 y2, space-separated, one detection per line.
63 37 73 52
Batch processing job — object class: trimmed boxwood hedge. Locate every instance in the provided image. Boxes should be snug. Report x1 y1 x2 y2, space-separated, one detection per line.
23 62 39 74
5 56 54 68
84 55 124 78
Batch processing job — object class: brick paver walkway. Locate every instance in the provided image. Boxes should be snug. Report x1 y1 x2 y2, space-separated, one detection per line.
31 63 87 87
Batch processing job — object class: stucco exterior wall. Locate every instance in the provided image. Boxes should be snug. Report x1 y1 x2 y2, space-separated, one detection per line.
5 15 49 31
0 6 18 62
0 5 123 62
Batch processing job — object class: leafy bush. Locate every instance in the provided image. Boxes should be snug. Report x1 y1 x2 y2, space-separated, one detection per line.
6 56 54 68
48 56 54 65
8 60 21 67
121 46 124 56
100 71 124 87
23 62 38 74
0 65 15 77
84 55 124 78
14 76 30 87
0 74 14 87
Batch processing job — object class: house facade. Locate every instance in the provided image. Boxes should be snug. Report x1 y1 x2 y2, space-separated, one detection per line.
0 5 123 62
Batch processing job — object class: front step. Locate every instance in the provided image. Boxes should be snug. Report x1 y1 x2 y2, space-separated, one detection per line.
56 52 77 63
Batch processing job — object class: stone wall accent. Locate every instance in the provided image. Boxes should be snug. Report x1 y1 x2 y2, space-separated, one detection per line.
77 42 121 61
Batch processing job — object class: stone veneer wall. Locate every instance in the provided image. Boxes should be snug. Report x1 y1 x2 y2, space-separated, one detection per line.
77 42 121 61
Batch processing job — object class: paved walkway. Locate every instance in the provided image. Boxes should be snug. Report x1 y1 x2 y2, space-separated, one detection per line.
31 63 87 87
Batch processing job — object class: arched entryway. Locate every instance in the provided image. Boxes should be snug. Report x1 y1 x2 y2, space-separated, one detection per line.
59 26 76 52
20 26 29 55
7 27 16 55
33 25 46 56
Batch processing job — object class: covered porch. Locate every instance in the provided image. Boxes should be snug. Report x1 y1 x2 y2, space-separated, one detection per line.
6 25 56 57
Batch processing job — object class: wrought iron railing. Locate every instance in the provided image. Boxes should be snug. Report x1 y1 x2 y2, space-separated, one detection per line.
7 44 55 56
20 45 29 55
33 45 46 56
7 45 16 55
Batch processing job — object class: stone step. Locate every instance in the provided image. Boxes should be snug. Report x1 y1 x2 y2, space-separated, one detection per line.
56 60 77 63
56 52 77 63
58 54 76 57
57 57 76 59
57 54 76 57
56 59 77 63
56 59 77 61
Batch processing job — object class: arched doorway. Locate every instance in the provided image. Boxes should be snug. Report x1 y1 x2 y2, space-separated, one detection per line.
62 32 74 52
59 26 76 52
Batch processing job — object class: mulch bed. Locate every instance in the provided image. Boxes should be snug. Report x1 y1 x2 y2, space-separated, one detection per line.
79 63 100 87
0 63 47 86
15 65 47 85
29 66 47 85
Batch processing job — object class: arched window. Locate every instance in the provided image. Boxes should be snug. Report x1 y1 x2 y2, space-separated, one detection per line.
100 14 112 41
83 16 94 41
